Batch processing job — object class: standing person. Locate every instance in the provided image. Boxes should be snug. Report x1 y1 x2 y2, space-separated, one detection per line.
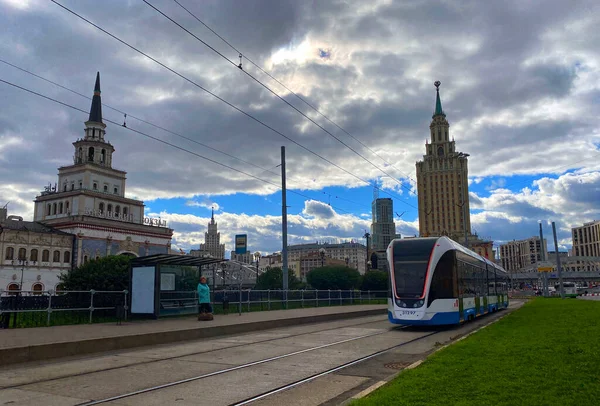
197 276 213 320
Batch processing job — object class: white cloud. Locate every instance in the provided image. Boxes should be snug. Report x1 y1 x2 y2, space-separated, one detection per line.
185 200 220 211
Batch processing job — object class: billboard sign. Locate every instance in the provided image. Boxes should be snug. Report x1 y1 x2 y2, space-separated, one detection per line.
235 234 247 254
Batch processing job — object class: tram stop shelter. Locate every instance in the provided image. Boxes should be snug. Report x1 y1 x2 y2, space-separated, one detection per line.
129 253 227 319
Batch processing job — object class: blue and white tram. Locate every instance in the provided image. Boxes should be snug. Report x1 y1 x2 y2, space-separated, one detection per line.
387 237 509 326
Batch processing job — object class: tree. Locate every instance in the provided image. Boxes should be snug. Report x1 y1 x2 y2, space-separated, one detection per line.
255 267 302 290
361 270 389 291
306 265 361 290
58 255 131 291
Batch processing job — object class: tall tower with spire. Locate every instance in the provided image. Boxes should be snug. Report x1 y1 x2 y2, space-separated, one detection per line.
415 81 471 243
33 72 173 267
196 207 225 259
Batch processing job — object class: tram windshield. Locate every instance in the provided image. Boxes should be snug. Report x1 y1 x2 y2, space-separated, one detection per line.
392 238 437 298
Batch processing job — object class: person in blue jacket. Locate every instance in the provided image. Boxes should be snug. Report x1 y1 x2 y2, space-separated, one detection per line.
197 276 212 316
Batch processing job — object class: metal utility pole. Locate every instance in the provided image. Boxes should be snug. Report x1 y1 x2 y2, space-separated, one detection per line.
456 200 469 247
281 146 289 292
539 222 548 296
552 222 565 299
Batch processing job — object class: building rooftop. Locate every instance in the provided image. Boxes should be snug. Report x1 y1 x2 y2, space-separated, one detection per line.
0 216 73 236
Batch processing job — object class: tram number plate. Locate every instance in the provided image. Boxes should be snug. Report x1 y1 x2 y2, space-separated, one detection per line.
399 310 417 316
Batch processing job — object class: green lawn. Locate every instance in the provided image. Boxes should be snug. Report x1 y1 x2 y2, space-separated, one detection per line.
353 298 600 406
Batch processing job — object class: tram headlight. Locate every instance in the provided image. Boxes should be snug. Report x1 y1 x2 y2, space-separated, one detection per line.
399 301 406 307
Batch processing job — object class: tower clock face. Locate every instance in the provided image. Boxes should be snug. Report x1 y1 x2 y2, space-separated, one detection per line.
437 146 444 156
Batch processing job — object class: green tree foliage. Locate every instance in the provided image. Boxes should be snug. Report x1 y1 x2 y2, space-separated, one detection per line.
360 270 389 291
58 255 131 291
255 267 302 290
306 265 361 290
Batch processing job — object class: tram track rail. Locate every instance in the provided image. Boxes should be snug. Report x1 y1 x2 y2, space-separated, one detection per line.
0 316 388 391
68 326 441 406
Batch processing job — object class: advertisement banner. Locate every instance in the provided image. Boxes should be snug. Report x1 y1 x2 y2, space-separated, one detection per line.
235 234 247 254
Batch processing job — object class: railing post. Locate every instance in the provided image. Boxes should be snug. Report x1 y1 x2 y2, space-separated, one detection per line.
328 289 331 306
89 289 95 324
368 290 371 302
267 289 271 311
315 289 318 307
339 289 342 305
47 289 53 326
247 289 251 312
124 290 129 321
359 290 362 304
301 290 304 308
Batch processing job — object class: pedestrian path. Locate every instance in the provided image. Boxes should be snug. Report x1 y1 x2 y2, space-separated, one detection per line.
0 305 386 366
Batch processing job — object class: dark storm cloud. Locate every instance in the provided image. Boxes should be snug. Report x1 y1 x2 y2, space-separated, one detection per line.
1 0 599 254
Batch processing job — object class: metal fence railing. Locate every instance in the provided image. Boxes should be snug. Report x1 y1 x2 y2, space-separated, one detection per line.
159 289 388 316
0 289 386 328
0 289 128 328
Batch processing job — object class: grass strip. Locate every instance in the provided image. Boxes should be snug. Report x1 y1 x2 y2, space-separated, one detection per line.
352 298 600 406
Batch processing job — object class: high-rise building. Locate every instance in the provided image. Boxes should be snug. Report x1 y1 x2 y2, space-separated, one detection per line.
416 81 471 242
499 237 547 273
191 208 225 259
572 220 600 257
371 198 396 251
32 73 173 267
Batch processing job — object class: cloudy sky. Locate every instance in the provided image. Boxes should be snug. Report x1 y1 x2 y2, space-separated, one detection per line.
1 0 599 257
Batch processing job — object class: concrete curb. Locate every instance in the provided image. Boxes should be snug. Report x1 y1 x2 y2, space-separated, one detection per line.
0 308 385 367
346 309 515 403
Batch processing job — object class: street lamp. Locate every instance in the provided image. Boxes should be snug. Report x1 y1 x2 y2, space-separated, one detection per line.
12 258 28 294
254 252 261 282
319 248 326 267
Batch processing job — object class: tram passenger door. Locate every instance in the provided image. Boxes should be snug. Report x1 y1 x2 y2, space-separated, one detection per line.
454 255 464 321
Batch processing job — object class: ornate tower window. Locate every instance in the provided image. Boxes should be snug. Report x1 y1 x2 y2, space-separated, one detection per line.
88 147 95 162
101 149 106 164
438 147 444 156
99 202 105 213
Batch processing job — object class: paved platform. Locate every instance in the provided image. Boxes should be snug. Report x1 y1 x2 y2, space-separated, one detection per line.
0 305 386 366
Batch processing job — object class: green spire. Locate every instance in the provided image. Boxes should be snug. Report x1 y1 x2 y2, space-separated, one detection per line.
433 80 445 118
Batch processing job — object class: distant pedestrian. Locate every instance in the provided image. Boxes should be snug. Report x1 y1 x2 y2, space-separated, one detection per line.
197 276 213 320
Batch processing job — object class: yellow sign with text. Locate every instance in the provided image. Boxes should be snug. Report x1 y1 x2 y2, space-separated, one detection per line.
537 266 553 272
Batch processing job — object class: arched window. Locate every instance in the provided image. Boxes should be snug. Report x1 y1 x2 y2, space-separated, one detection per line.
30 249 38 262
115 205 120 215
52 203 57 215
5 247 14 260
107 204 112 213
99 202 105 213
55 283 65 294
83 255 89 263
47 204 51 216
101 149 106 164
88 147 95 162
7 283 19 295
78 147 83 163
123 207 128 217
63 183 67 192
104 185 108 192
66 201 70 212
18 248 26 260
79 181 83 189
53 250 60 262
114 187 118 194
64 251 71 263
59 202 63 214
42 249 50 262
71 183 75 191
32 283 44 295
93 182 98 190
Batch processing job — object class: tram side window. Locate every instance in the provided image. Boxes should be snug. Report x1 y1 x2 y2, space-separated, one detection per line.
457 260 475 297
488 268 496 295
428 251 457 306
